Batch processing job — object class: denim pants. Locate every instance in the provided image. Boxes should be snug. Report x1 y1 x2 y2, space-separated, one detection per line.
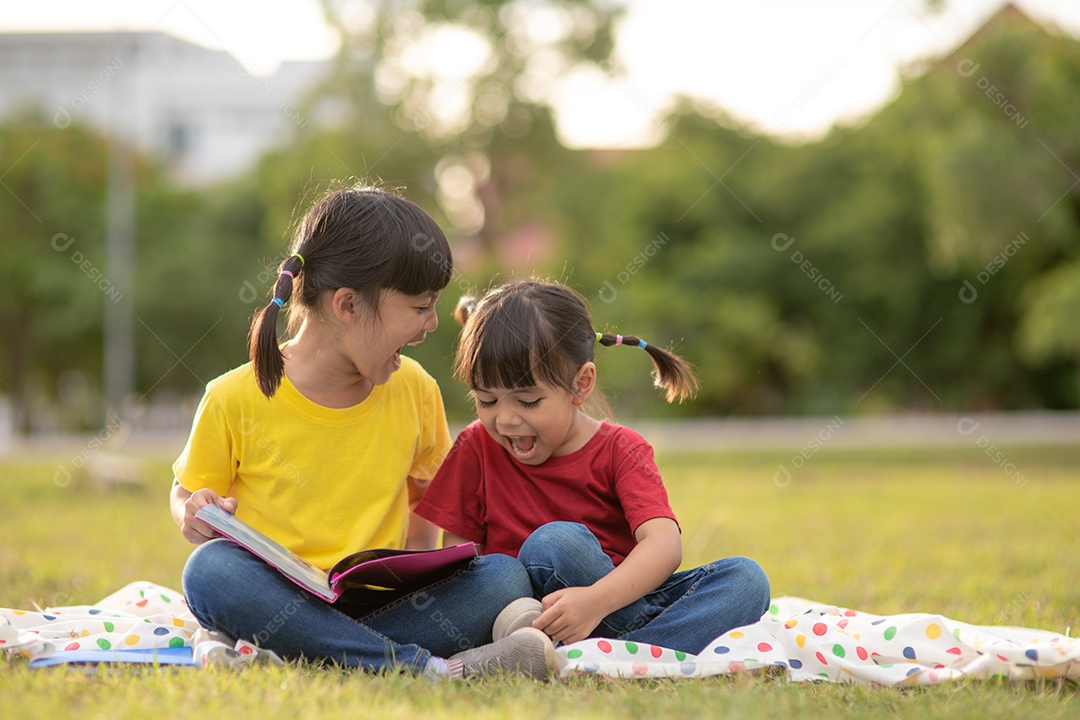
182 539 532 673
517 521 770 655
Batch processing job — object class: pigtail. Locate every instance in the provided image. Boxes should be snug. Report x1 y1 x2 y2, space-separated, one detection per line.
598 332 699 403
249 253 305 398
454 295 478 327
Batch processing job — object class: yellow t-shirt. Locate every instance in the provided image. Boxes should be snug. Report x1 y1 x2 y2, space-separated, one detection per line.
173 356 451 570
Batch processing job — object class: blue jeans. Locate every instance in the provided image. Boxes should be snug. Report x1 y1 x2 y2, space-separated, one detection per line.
182 539 532 673
517 521 770 655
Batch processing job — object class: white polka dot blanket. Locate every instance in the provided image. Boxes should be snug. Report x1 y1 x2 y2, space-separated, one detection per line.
0 582 199 666
557 596 1079 684
3 583 1077 683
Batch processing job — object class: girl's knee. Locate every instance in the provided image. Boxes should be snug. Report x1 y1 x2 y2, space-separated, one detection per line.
731 557 771 609
181 539 243 608
518 521 592 566
475 552 531 598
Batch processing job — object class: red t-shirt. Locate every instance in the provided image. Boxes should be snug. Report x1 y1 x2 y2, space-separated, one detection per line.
416 420 679 565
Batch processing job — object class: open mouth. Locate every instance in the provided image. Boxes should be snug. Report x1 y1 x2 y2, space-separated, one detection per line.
508 435 538 460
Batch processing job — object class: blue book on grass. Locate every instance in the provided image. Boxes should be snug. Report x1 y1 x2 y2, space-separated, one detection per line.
31 647 195 667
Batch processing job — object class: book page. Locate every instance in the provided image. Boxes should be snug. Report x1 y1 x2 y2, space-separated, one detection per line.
195 504 332 600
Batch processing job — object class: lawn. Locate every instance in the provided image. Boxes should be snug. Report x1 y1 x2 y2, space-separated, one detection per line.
1 441 1078 719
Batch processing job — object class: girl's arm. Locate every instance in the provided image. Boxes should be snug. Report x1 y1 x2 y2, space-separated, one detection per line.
405 476 440 550
169 479 238 545
533 517 682 645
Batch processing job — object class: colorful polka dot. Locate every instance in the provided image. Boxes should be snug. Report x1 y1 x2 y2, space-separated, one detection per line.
713 646 730 655
796 634 807 648
789 658 803 669
812 623 828 636
632 662 648 675
884 626 897 641
815 652 828 665
566 649 583 659
96 638 112 650
168 637 185 648
596 640 612 653
729 631 745 639
124 635 139 647
674 651 686 661
153 627 170 636
925 623 942 640
650 645 663 658
624 641 638 654
832 644 846 658
856 646 868 661
757 642 772 652
903 647 917 660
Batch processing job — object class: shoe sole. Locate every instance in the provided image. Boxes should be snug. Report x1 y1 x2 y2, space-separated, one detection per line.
493 598 544 641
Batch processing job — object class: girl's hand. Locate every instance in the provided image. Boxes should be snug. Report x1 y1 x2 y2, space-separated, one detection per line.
534 586 608 645
176 486 238 545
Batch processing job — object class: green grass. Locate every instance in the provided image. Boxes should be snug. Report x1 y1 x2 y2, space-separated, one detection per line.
2 443 1078 718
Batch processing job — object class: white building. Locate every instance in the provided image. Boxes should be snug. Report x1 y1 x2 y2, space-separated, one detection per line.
0 31 331 183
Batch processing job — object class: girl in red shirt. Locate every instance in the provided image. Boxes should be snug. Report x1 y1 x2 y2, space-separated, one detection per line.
417 280 769 654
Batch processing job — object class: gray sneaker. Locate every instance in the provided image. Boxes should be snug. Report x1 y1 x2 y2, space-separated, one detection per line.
447 627 559 680
492 597 544 641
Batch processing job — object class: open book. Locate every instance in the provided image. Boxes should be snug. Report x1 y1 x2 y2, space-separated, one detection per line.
195 504 478 603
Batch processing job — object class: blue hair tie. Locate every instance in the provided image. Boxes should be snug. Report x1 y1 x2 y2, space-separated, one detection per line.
271 297 285 308
638 339 648 349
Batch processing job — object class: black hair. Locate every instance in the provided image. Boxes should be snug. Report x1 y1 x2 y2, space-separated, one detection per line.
454 280 698 404
249 185 452 398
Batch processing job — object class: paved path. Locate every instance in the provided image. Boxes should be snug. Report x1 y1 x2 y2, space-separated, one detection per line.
630 411 1080 452
3 411 1077 459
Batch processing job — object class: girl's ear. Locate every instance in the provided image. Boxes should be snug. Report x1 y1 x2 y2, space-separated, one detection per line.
330 288 360 323
571 362 597 406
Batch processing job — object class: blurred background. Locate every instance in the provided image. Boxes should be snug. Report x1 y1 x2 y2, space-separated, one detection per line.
1 0 1079 445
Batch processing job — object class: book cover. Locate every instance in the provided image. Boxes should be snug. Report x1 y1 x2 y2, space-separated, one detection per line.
194 504 478 602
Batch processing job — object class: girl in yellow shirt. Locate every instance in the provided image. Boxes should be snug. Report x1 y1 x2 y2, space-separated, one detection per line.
170 185 557 680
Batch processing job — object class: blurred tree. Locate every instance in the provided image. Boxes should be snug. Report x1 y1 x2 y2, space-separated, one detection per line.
318 0 621 264
0 111 108 432
537 4 1080 414
1018 260 1080 401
